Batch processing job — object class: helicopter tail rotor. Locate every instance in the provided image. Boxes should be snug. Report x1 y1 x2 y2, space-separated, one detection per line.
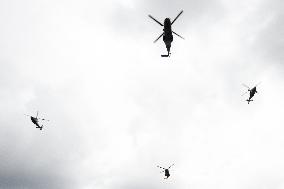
161 50 171 57
161 52 170 57
246 99 253 104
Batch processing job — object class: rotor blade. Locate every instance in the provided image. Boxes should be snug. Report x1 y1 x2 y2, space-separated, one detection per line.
168 164 174 169
36 111 38 118
38 118 50 121
157 165 166 170
148 15 163 26
154 33 164 43
255 82 262 87
24 114 31 117
241 91 249 96
242 83 250 89
171 10 183 25
173 31 185 39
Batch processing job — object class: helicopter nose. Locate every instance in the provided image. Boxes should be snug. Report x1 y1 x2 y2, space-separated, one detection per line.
164 18 171 25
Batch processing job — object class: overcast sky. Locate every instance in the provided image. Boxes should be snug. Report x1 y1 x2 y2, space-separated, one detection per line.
0 0 283 188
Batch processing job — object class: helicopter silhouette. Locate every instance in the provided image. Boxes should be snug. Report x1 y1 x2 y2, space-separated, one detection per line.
24 111 49 130
157 164 174 179
148 10 184 57
242 82 261 104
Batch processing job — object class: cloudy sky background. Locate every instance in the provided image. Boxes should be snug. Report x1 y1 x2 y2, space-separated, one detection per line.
0 0 283 188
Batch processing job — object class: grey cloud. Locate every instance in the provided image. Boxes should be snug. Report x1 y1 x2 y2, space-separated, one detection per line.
0 0 284 188
0 168 74 189
109 0 226 36
252 0 284 64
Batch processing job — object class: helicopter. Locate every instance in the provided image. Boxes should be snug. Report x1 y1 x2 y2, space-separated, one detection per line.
148 10 184 57
242 82 261 104
157 164 174 179
24 111 49 130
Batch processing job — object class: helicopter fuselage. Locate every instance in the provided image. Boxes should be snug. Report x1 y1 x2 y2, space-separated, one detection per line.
149 10 183 57
31 117 39 126
31 116 43 129
246 86 258 104
164 169 170 178
163 18 173 54
249 87 257 100
26 112 46 130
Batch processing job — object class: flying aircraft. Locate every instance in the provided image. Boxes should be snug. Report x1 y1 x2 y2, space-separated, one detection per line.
157 164 174 179
148 10 184 57
242 82 261 104
25 111 49 130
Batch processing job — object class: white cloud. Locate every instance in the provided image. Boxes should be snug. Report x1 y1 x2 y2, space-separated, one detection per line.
0 0 283 188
